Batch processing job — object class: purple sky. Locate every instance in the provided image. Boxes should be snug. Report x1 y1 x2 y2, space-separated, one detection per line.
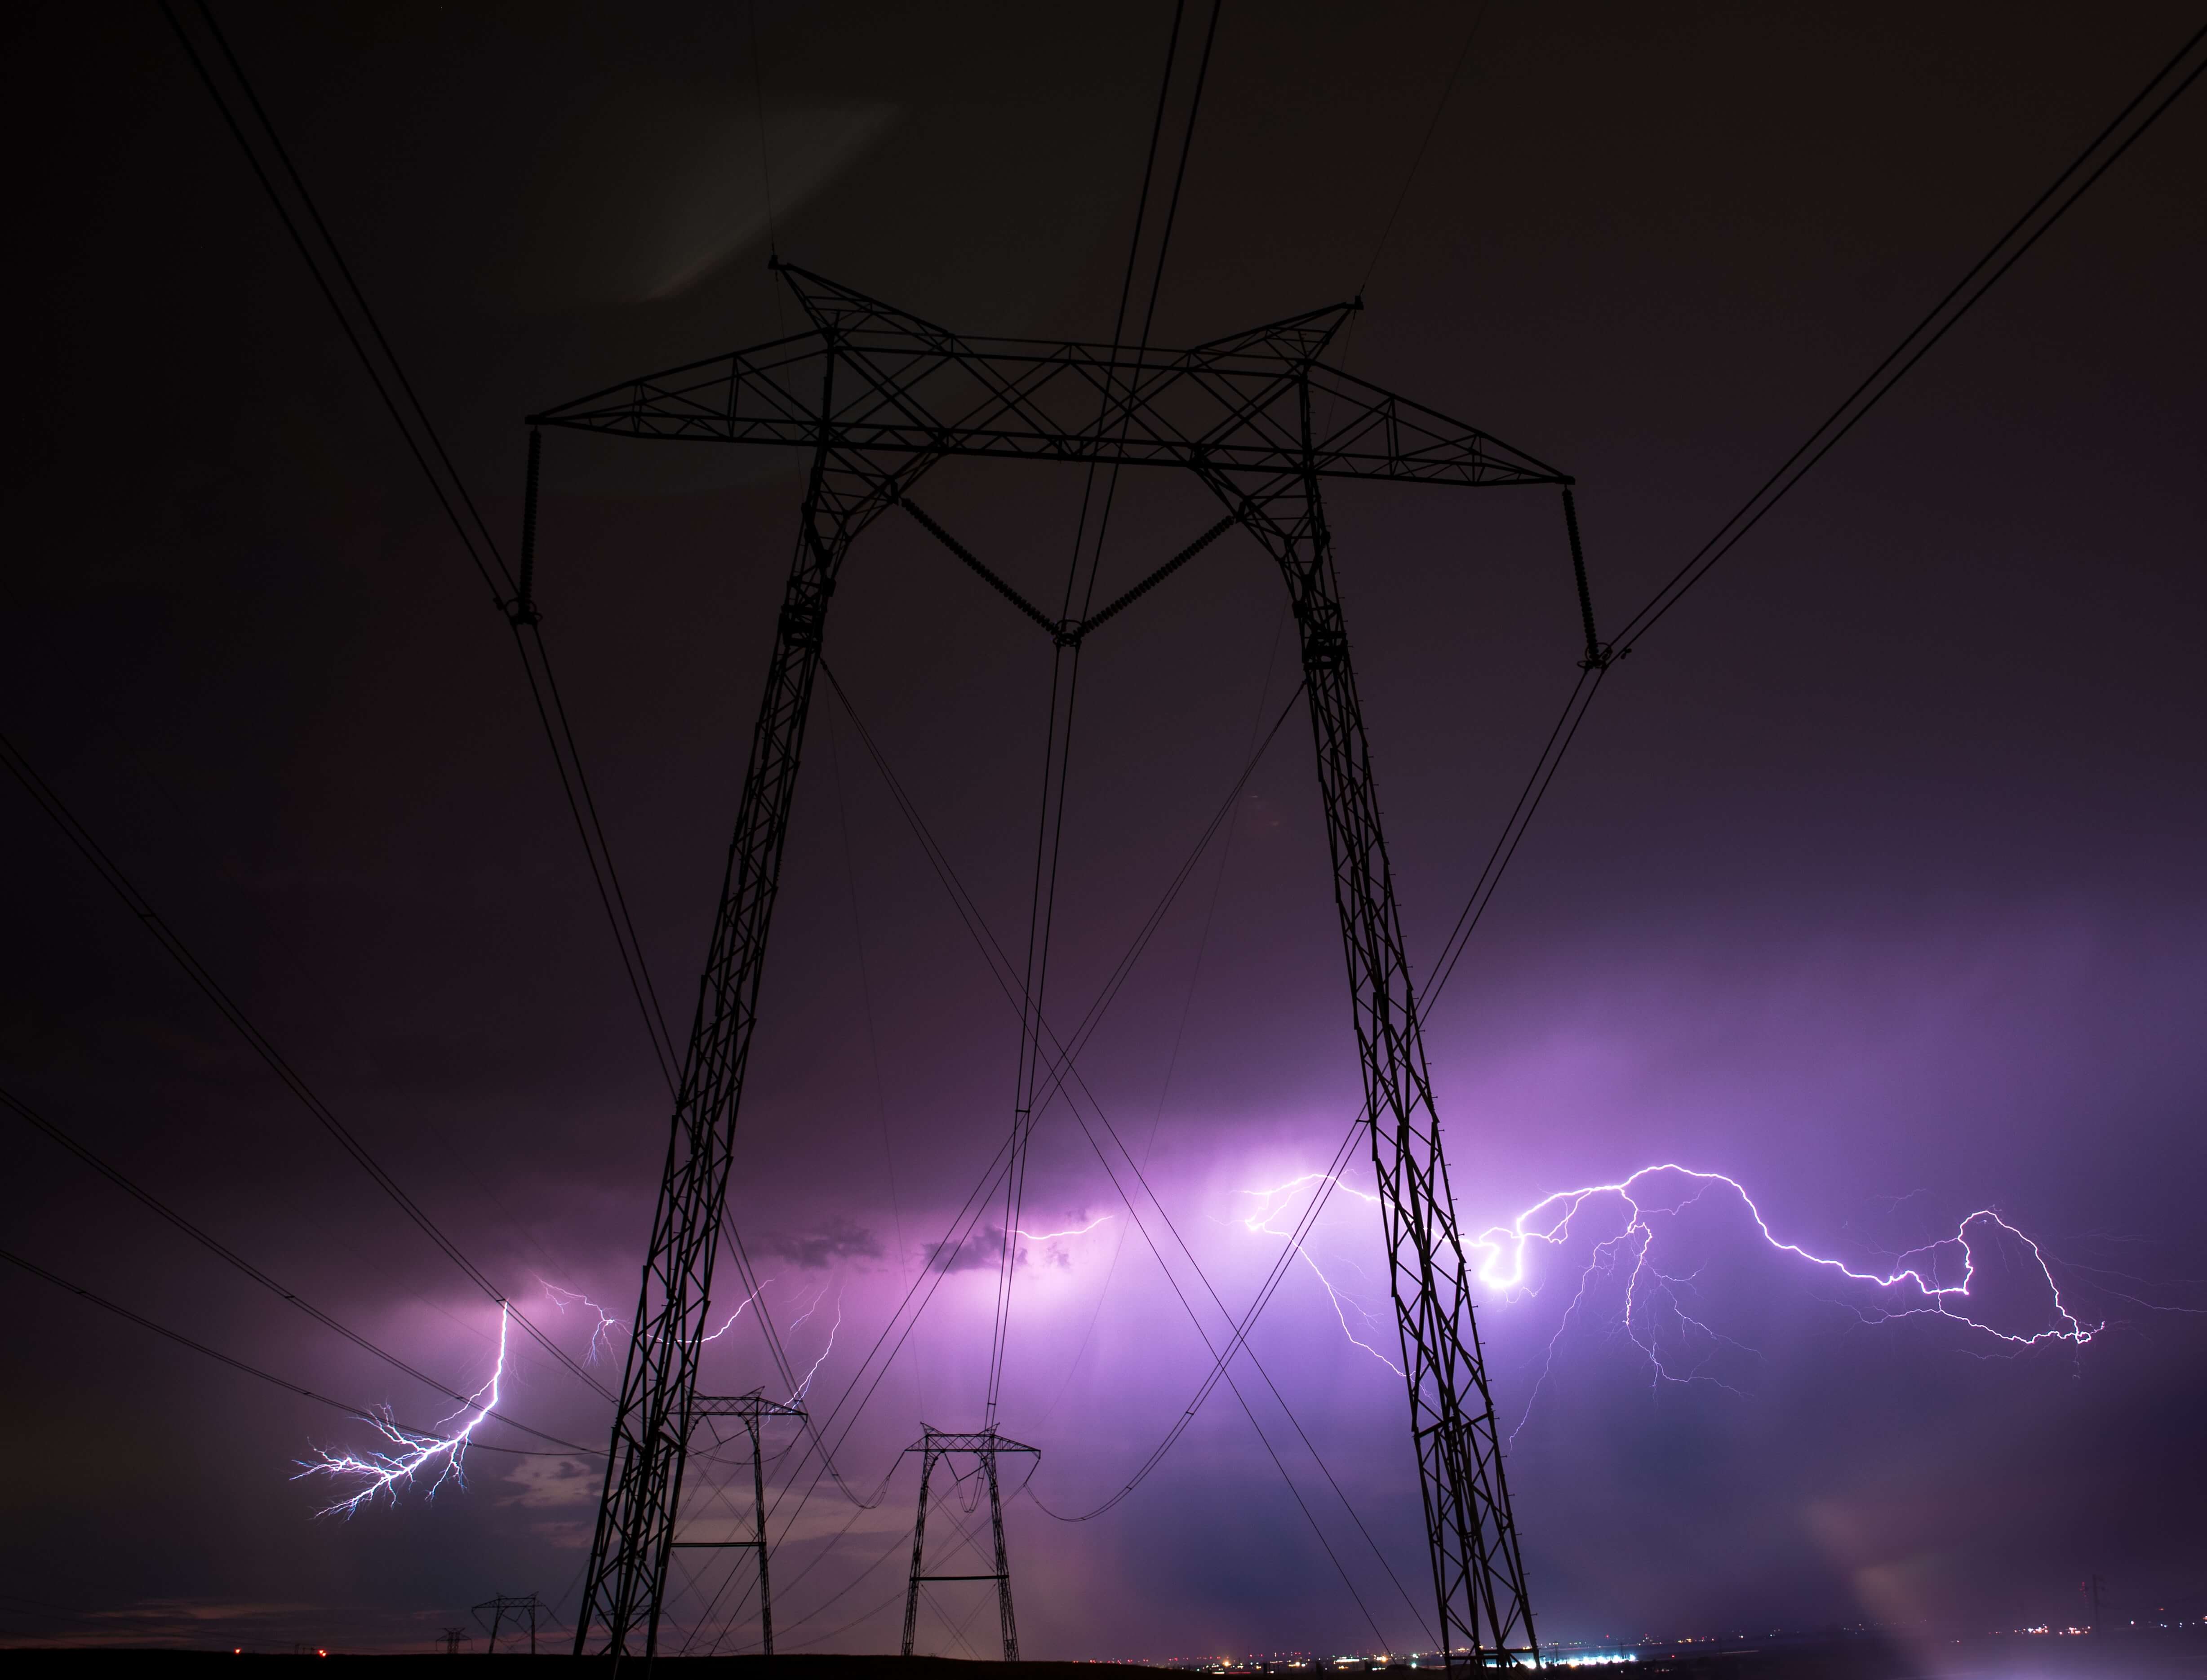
3 0 2204 1660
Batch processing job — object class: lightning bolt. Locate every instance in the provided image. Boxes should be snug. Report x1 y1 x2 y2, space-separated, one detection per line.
1012 1214 1112 1242
1236 1176 1403 1376
1470 1164 2098 1348
541 1281 623 1362
788 1293 843 1404
785 1281 831 1332
541 1276 774 1360
1471 1166 2106 1441
293 1306 509 1518
1236 1163 2108 1416
700 1277 775 1343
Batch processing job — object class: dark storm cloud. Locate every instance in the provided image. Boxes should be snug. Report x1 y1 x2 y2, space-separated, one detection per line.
759 1213 881 1268
927 1226 1008 1275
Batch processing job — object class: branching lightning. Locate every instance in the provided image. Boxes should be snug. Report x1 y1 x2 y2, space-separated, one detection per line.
294 1306 509 1519
788 1293 843 1404
1237 1163 2106 1410
541 1275 774 1362
1471 1163 2098 1347
542 1281 624 1362
1237 1175 1403 1376
293 1267 805 1520
1469 1164 2101 1440
1012 1214 1112 1242
785 1281 830 1332
701 1277 775 1344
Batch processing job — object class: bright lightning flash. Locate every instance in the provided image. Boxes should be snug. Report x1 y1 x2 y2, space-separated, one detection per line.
294 1307 509 1519
789 1293 843 1404
1471 1163 2098 1351
541 1276 774 1361
542 1281 623 1362
1237 1175 1403 1376
701 1277 775 1343
1237 1164 2102 1403
1012 1214 1112 1242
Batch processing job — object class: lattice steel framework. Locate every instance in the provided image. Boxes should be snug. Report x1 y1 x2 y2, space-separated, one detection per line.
538 264 1585 1665
899 1426 1040 1661
669 1391 805 1655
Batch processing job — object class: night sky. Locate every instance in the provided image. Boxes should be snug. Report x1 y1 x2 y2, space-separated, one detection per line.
4 0 2204 1662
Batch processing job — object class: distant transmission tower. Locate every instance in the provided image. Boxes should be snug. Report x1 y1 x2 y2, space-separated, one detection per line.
473 1592 543 1655
543 265 1594 1665
900 1425 1040 1660
671 1391 805 1654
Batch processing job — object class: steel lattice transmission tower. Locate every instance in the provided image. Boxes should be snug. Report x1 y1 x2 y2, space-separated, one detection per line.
900 1425 1040 1660
472 1592 545 1655
534 264 1593 1665
671 1391 805 1654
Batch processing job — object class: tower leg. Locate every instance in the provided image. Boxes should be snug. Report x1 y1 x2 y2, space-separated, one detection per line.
1216 439 1540 1669
752 1413 773 1656
986 1445 1018 1661
902 1444 936 1658
573 409 888 1654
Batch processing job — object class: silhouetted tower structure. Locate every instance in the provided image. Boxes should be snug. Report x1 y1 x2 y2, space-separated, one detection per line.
899 1425 1039 1660
473 1592 543 1654
437 1627 468 1655
671 1391 805 1655
541 265 1596 1666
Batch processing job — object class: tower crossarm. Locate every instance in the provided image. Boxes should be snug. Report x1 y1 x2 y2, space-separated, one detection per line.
556 267 1570 1667
527 271 1568 490
693 1390 807 1420
903 1429 1040 1456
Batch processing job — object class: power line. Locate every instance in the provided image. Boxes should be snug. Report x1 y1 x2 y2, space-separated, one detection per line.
1356 1 1494 300
1037 603 1292 1432
159 0 683 1093
746 0 780 262
151 0 509 606
1061 22 2207 1576
825 709 914 1405
819 670 1425 1646
1 1244 580 1458
1423 665 1608 1002
980 0 1236 1392
160 0 901 1517
1610 18 2207 650
149 2 2202 1637
2 1082 597 1454
1404 17 2207 1050
981 0 1235 1403
735 668 1314 1566
1064 0 1228 612
1012 638 1606 1527
1133 0 1226 354
156 7 885 1496
0 730 614 1410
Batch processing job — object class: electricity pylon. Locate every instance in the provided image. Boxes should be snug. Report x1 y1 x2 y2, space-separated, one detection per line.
900 1425 1040 1660
473 1592 543 1655
671 1391 805 1654
541 264 1595 1666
